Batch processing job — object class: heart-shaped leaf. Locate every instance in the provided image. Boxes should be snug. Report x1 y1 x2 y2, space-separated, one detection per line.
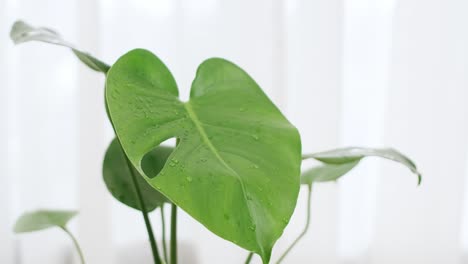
103 138 171 211
14 210 77 233
10 20 109 73
302 147 421 185
105 49 302 263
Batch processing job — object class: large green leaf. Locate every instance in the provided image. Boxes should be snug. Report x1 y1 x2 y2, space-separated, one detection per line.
302 147 421 185
14 210 77 233
103 138 171 211
10 20 109 73
105 49 302 263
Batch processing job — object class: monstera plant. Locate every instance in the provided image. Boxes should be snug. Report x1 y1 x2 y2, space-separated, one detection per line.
10 21 421 264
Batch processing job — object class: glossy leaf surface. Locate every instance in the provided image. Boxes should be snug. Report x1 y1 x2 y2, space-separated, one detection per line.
14 210 77 233
10 20 109 73
302 147 421 185
103 138 171 211
106 49 302 263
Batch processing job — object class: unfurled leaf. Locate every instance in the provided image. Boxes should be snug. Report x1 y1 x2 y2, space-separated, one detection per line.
103 138 171 211
14 210 77 233
105 49 302 263
302 147 421 185
300 161 359 185
10 20 109 73
14 210 85 264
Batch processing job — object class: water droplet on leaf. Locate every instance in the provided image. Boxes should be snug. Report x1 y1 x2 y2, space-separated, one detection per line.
224 213 230 220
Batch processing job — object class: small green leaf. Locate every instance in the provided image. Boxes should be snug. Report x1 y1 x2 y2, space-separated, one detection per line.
103 138 171 211
106 49 302 263
300 161 359 185
302 147 421 185
14 210 77 233
10 20 109 73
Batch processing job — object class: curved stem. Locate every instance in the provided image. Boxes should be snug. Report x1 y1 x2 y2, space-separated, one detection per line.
276 185 313 263
62 227 85 264
244 252 254 264
123 152 162 264
170 204 178 264
111 120 162 263
161 206 169 264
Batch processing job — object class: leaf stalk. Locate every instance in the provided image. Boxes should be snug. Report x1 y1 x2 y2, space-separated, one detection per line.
276 185 313 263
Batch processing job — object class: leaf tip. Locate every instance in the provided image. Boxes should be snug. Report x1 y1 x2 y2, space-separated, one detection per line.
9 20 25 44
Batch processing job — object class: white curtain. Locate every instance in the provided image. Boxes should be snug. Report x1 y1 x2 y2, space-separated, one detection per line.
2 0 468 263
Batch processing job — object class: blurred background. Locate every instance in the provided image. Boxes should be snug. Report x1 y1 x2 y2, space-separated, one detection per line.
1 0 468 263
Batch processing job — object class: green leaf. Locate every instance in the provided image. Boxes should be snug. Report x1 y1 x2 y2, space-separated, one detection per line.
300 161 359 185
14 210 77 233
302 147 421 185
103 138 171 211
10 20 109 73
105 49 302 263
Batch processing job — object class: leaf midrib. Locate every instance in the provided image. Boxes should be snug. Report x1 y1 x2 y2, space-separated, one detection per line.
183 101 262 252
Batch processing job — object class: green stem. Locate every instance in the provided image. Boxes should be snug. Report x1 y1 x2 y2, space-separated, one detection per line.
161 206 169 264
276 185 313 263
62 227 85 264
110 111 162 264
122 151 162 264
170 204 178 264
244 252 254 264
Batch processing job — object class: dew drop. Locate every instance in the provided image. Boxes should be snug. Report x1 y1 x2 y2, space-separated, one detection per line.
224 213 230 220
246 195 252 201
239 107 246 112
252 134 259 141
200 158 208 163
186 176 193 182
248 225 256 231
